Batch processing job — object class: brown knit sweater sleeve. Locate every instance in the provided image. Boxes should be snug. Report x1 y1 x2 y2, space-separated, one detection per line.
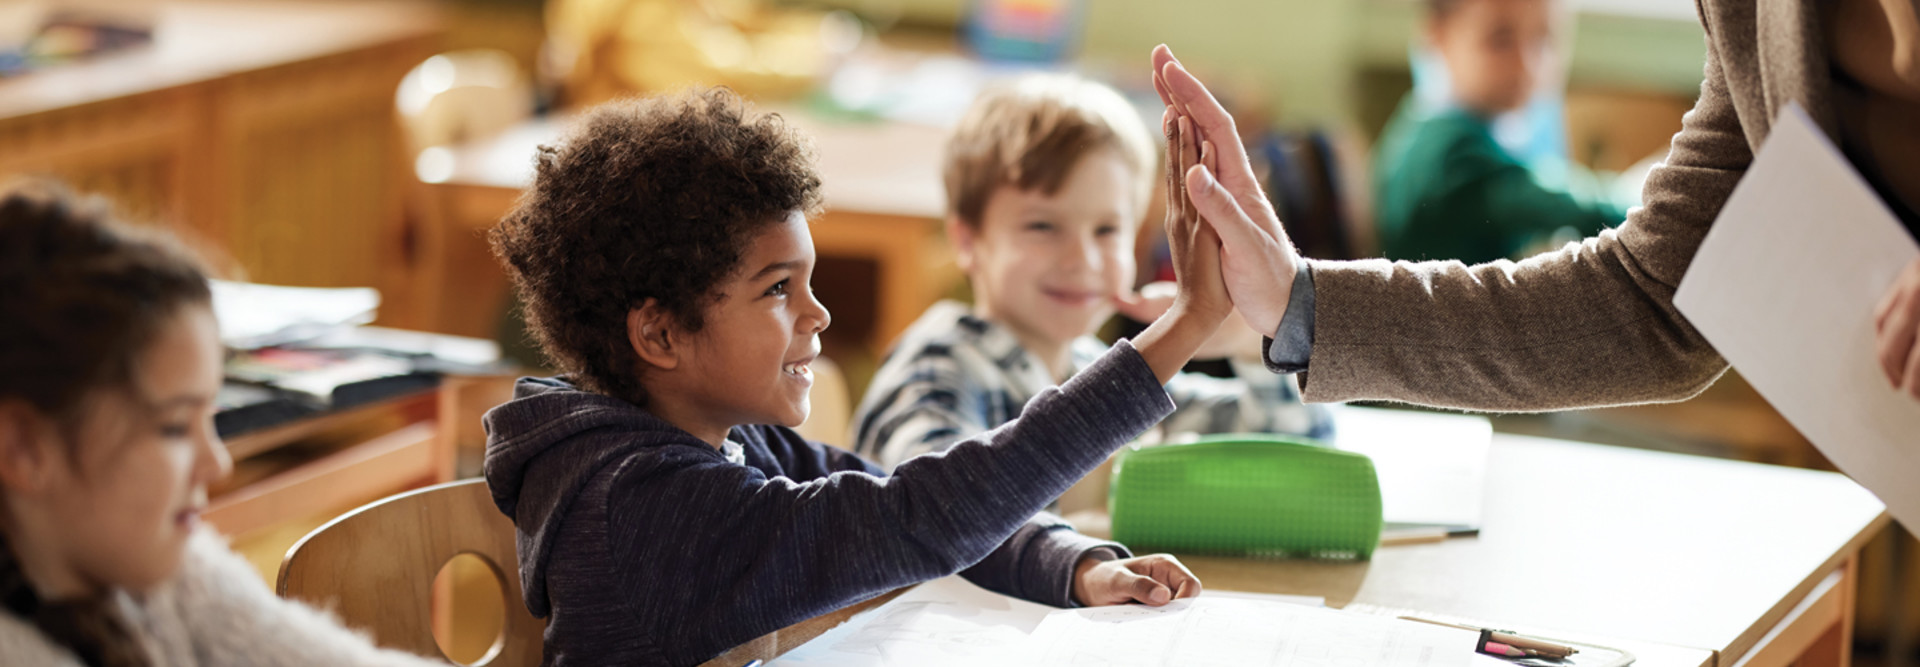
1298 36 1752 412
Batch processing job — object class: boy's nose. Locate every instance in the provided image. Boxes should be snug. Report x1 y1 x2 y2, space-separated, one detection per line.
805 291 832 333
1061 236 1102 272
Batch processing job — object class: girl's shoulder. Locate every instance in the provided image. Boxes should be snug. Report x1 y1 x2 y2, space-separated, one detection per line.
0 609 85 667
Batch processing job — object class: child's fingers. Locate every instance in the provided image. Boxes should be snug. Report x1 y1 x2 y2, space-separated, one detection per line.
1178 115 1200 238
1124 555 1202 603
1202 140 1217 176
1123 571 1173 605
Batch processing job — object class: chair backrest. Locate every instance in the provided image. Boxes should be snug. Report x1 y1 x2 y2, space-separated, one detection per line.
278 479 545 666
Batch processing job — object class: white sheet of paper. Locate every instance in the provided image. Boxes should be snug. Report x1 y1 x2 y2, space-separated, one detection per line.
767 576 1053 666
210 279 380 349
1329 406 1491 529
1673 103 1918 528
1018 596 1469 667
770 578 1323 667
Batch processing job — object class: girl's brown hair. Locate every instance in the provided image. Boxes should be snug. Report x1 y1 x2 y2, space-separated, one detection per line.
0 178 214 667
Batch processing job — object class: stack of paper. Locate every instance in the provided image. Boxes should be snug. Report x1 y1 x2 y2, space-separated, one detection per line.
1020 596 1468 667
211 280 379 350
770 576 1466 667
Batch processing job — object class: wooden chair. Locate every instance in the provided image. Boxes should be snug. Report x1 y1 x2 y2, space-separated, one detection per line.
278 479 545 666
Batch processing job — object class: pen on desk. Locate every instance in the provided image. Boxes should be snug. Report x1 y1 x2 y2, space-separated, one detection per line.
1399 616 1578 657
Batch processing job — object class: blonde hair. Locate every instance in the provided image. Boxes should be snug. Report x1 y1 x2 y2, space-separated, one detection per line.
942 74 1157 227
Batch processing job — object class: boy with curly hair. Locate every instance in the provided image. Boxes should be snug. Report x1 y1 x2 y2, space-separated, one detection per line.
484 87 1228 666
851 75 1332 470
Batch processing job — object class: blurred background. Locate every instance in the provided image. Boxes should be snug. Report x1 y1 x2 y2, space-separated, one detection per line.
1 0 1913 664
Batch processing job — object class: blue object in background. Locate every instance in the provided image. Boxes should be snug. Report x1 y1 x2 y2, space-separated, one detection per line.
964 0 1086 64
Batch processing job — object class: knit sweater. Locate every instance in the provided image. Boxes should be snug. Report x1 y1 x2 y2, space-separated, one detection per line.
482 339 1174 667
1297 0 1919 411
0 529 447 667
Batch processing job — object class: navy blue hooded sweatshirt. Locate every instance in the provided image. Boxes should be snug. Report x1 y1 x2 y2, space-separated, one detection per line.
483 339 1175 666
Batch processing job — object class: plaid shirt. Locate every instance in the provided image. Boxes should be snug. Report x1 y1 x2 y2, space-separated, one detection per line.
851 301 1334 469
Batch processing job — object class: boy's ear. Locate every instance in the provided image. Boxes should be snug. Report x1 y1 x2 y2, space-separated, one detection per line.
946 216 979 275
626 299 681 371
0 400 57 496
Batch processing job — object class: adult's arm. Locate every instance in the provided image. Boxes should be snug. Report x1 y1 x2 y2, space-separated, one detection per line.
1159 39 1750 411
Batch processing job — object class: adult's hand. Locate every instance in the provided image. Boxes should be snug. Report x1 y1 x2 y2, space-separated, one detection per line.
1150 45 1302 338
1875 257 1920 400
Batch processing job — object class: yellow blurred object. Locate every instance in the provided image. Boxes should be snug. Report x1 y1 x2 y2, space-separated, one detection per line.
397 49 533 155
546 0 851 106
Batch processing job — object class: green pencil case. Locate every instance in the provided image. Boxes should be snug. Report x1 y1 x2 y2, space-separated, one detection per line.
1108 434 1383 559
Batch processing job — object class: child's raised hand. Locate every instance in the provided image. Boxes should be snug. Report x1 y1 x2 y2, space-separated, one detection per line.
1161 111 1234 324
1071 553 1203 607
1127 77 1235 384
1151 44 1305 340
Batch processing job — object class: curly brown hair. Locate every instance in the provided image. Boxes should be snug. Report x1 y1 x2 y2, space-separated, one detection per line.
490 88 824 406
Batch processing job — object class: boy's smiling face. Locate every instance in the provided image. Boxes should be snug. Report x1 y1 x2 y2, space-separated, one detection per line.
639 210 830 444
956 148 1142 368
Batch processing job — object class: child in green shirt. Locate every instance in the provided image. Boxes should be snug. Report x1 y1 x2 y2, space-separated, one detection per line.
1373 0 1633 264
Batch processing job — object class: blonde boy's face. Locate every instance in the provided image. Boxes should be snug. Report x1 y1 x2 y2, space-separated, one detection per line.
957 148 1141 352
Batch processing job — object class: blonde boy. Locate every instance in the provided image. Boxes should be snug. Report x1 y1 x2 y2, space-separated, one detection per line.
852 75 1332 469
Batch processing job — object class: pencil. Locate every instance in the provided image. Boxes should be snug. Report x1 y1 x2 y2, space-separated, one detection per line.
1398 616 1579 657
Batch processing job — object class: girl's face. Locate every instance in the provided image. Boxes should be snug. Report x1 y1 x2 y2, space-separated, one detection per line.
4 306 231 597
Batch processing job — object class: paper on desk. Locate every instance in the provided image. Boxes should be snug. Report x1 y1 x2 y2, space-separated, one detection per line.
768 576 1052 666
770 577 1324 667
1673 103 1919 529
1329 405 1491 530
1018 596 1469 667
211 280 379 349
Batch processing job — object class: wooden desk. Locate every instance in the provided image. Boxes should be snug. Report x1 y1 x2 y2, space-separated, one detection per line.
0 1 441 306
205 387 452 538
702 434 1886 667
422 112 957 355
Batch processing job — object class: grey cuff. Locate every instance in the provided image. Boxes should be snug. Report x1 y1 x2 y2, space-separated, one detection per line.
1261 264 1316 374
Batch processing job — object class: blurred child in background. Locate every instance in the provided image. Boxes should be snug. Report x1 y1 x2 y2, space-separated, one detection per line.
1373 0 1637 264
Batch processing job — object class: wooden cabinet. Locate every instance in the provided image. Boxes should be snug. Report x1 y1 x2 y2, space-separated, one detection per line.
0 1 443 320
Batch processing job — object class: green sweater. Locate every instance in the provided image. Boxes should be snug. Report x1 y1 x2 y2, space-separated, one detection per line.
1371 97 1628 264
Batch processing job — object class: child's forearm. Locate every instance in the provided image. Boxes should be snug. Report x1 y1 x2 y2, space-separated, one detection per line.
1131 303 1228 384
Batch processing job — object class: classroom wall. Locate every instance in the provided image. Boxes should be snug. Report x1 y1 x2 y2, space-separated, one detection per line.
804 0 1708 129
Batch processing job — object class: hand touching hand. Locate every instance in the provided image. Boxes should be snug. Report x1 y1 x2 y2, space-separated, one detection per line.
1876 257 1920 400
1071 553 1203 606
1150 44 1303 338
1160 107 1233 324
1127 95 1235 383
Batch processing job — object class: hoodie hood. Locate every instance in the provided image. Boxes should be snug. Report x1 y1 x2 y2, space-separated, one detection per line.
483 376 714 617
